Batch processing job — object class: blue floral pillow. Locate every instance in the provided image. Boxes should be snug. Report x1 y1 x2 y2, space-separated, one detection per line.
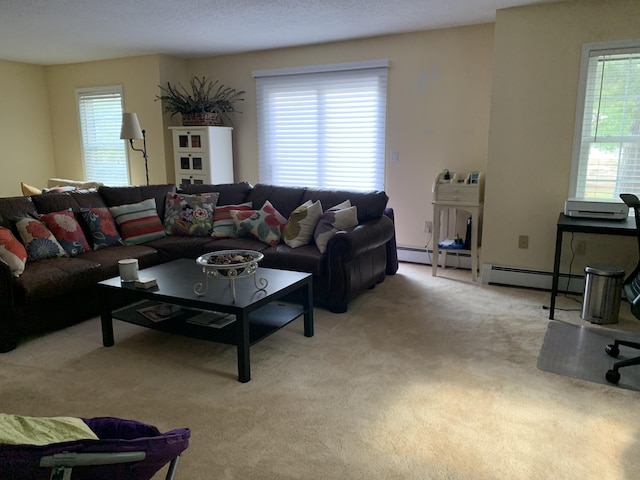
80 207 125 250
14 217 67 261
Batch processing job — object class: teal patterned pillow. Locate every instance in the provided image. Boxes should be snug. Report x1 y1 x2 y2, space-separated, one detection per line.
164 192 219 236
80 207 125 250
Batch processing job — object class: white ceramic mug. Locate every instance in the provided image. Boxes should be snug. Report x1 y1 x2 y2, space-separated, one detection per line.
118 258 139 282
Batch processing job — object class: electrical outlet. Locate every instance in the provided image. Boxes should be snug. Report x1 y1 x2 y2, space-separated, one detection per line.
424 221 432 233
574 240 586 255
518 235 529 249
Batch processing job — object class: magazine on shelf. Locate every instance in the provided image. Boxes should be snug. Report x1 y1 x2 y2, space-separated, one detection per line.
186 310 235 329
137 303 183 323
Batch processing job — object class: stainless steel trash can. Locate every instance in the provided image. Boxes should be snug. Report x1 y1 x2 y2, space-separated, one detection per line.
581 265 625 324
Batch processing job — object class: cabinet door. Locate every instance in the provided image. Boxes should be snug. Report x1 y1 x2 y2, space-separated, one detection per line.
176 131 208 150
177 174 207 187
177 154 206 173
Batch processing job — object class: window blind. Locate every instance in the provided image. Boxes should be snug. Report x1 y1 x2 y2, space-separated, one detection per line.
76 86 129 186
254 61 388 192
572 43 640 201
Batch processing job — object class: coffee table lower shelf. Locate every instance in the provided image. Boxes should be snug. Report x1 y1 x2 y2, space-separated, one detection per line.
112 300 304 346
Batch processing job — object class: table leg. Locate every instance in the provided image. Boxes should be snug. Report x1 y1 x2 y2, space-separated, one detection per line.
100 295 114 347
471 208 479 282
236 311 251 383
432 205 441 277
549 226 563 320
303 280 314 337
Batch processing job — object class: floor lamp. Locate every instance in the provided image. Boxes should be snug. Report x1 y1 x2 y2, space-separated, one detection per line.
120 112 149 185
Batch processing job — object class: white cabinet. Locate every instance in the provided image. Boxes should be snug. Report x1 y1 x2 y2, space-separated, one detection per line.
169 126 234 187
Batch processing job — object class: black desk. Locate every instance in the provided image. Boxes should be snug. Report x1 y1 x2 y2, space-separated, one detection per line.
549 213 636 319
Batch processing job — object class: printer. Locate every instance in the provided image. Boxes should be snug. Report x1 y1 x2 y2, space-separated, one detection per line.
564 197 629 220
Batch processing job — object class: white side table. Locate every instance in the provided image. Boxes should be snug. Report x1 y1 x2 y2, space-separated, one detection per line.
432 201 483 282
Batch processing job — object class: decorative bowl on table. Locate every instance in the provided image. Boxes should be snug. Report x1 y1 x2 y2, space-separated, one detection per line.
194 250 266 300
195 250 264 278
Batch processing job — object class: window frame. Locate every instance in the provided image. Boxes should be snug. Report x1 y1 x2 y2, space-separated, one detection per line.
253 60 389 192
75 85 130 186
569 38 640 201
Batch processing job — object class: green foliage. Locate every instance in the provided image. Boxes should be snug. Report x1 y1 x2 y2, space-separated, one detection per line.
156 76 245 125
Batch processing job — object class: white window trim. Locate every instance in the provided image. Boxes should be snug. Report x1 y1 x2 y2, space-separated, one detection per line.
75 85 130 186
569 38 640 200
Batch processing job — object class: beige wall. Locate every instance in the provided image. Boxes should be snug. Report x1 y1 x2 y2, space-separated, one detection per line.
1 0 637 279
0 60 55 196
482 0 640 277
187 24 495 249
45 55 168 186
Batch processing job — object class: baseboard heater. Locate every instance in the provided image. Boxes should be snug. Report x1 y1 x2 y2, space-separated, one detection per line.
480 264 584 293
397 246 472 269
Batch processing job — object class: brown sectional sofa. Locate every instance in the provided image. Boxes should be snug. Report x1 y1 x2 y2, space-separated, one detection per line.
0 182 398 352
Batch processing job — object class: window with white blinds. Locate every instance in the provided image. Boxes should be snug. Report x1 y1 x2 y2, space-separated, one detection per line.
570 40 640 201
253 60 388 192
76 86 129 186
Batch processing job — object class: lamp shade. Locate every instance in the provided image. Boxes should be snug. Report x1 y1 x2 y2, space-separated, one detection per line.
120 112 144 140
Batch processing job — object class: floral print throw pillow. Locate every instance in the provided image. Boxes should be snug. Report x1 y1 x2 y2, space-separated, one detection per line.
231 200 287 246
80 207 125 250
40 209 91 257
164 192 219 236
14 217 67 261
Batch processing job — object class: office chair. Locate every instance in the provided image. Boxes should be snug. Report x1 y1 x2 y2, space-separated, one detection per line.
605 193 640 384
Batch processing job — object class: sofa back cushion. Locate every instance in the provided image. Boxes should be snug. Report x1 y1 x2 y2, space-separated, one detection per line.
31 190 106 213
301 188 388 223
98 184 176 220
246 184 306 219
0 197 39 238
179 182 252 206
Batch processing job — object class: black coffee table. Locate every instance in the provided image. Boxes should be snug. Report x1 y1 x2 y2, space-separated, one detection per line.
98 258 313 382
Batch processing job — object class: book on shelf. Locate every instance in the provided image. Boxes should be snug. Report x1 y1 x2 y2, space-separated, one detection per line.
186 310 235 329
137 303 183 323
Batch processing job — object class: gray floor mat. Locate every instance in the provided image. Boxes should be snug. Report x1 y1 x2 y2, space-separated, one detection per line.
537 320 640 392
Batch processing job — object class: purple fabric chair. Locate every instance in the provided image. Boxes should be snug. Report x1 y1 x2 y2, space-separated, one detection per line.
0 416 190 480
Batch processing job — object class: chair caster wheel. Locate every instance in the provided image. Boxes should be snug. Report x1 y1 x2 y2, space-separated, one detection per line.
606 369 620 384
605 344 619 357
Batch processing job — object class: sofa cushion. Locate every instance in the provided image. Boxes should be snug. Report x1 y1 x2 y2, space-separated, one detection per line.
109 198 166 245
232 200 287 247
80 245 159 279
142 236 212 263
301 188 388 223
313 202 359 253
13 257 104 302
99 184 176 221
80 207 125 250
0 196 38 232
39 209 91 257
282 200 323 248
246 184 306 219
211 202 253 239
179 182 252 206
0 226 27 277
14 217 67 261
163 192 219 236
260 243 326 277
203 237 271 253
32 190 107 213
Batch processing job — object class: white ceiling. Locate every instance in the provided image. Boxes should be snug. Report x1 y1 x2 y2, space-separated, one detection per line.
0 0 561 66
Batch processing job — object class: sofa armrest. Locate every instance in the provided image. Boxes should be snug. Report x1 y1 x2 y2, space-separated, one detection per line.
0 258 17 351
326 215 395 261
323 215 395 312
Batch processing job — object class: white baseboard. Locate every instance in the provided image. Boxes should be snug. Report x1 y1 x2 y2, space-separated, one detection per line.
397 246 472 269
480 264 584 294
397 246 584 293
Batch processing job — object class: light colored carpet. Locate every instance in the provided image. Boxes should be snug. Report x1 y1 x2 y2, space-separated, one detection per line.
2 262 640 479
